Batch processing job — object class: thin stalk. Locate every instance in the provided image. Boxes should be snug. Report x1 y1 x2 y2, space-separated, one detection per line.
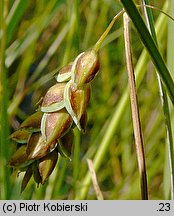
73 128 81 196
87 159 103 200
163 91 174 199
167 0 174 75
120 0 174 106
93 9 124 52
166 0 174 199
123 13 148 200
50 158 68 198
143 0 174 200
0 0 11 199
140 4 174 22
75 2 168 199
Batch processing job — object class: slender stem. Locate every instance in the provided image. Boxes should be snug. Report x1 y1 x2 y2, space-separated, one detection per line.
120 0 174 106
143 0 174 200
75 2 168 199
163 91 174 199
87 159 103 200
94 3 174 53
50 158 68 198
139 4 174 22
73 128 81 197
93 9 124 52
123 13 148 200
166 0 174 199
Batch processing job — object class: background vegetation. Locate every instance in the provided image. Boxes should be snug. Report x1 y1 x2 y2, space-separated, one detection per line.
0 0 174 199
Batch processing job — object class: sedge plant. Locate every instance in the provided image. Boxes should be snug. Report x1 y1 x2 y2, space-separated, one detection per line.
1 0 174 199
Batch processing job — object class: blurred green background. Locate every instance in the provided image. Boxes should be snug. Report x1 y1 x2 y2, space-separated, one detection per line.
0 0 174 199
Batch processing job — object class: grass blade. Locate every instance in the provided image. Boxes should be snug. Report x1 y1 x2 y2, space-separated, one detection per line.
123 13 148 200
143 0 174 200
120 0 174 105
165 0 174 199
75 2 168 199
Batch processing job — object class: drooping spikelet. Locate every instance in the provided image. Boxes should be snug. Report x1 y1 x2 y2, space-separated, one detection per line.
8 49 100 192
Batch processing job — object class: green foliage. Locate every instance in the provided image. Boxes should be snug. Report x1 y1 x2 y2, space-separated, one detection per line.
0 0 173 199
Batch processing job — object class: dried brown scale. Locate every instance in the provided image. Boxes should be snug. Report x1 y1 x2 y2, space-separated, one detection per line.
41 83 66 108
56 63 73 82
44 109 73 145
69 83 90 120
73 50 100 86
58 62 73 76
21 165 33 193
26 133 55 160
58 130 74 158
38 149 58 184
79 110 88 133
20 149 58 192
32 162 42 186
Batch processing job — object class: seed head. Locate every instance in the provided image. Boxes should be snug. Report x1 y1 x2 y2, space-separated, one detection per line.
8 47 100 192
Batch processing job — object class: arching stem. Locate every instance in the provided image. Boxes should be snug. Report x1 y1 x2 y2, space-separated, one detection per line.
93 9 124 52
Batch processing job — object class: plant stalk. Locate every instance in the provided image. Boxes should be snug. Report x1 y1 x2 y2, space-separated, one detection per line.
93 9 124 52
75 1 168 199
120 0 174 106
143 0 174 200
123 13 148 200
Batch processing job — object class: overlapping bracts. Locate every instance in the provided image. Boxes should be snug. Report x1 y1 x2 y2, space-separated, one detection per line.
8 50 99 192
